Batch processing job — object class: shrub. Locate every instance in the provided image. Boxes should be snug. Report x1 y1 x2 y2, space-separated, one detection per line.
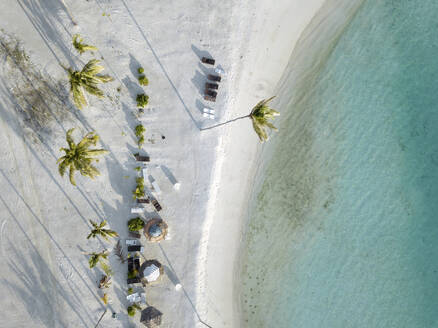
127 305 136 317
138 74 148 86
127 269 138 279
135 124 145 137
138 67 144 74
128 287 134 295
132 177 145 200
134 166 141 172
136 93 149 108
128 217 145 231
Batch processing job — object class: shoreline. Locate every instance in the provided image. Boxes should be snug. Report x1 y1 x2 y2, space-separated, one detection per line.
196 0 331 327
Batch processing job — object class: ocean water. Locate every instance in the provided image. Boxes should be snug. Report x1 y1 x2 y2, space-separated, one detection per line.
240 1 438 327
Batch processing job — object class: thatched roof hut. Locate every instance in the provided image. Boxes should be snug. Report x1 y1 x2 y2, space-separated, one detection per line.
139 259 164 285
140 306 163 327
144 219 168 242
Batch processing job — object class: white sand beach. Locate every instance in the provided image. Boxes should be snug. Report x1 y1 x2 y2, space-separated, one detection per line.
0 0 334 327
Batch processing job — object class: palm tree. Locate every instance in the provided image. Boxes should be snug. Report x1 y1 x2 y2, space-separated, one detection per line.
65 59 113 109
57 128 109 186
201 96 280 142
88 250 109 269
87 220 118 241
72 34 98 54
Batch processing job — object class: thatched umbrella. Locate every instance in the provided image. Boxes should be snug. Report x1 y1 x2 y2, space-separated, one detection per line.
140 259 164 285
143 219 168 242
140 306 162 327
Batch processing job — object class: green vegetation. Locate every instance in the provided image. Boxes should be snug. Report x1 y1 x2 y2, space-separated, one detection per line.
127 269 139 279
128 217 145 231
87 220 118 241
88 250 108 269
100 261 113 276
135 124 146 147
72 34 97 54
57 128 109 186
127 303 141 317
99 275 111 288
201 97 279 142
127 287 134 295
132 177 145 200
66 59 114 109
136 93 149 108
138 67 144 74
134 166 141 172
138 74 148 86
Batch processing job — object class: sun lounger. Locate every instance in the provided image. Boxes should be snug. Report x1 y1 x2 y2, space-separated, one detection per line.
129 231 141 239
135 155 150 162
126 239 141 246
141 292 147 304
128 245 144 252
203 108 215 114
215 67 225 75
127 292 140 303
207 74 221 82
204 94 216 102
128 257 134 272
142 168 148 178
151 181 161 195
131 207 144 214
201 57 215 65
205 82 219 90
151 199 162 212
203 112 215 119
137 198 150 204
134 258 140 270
205 89 217 97
127 278 141 285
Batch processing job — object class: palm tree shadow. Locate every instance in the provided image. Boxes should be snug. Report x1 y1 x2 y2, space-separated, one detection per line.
18 0 76 68
128 53 142 78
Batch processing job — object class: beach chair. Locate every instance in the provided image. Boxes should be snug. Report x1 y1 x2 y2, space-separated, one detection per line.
135 154 150 162
203 108 215 114
207 74 221 82
134 258 141 270
201 57 215 65
131 207 144 214
126 239 141 246
215 67 225 75
205 82 219 90
129 231 141 239
127 292 139 303
128 257 134 272
205 89 217 97
151 181 162 195
202 112 215 119
127 278 141 285
204 94 216 102
151 199 162 212
141 292 147 304
137 198 150 204
128 245 144 252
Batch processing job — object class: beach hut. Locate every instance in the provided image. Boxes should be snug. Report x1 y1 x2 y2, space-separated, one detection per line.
140 306 163 327
140 259 164 284
144 219 168 242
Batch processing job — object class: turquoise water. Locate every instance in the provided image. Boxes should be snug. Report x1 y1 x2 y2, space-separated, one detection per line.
240 1 438 327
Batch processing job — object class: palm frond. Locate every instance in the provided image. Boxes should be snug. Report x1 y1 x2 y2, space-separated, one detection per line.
249 96 279 142
73 34 98 54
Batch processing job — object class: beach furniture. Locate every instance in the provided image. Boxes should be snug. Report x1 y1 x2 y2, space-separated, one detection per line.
141 292 147 304
214 67 225 75
128 257 134 272
137 198 150 204
151 181 162 195
205 82 219 90
201 57 215 65
128 245 144 252
131 207 144 214
134 258 141 270
203 112 215 119
207 74 221 82
126 239 141 246
142 168 148 178
151 199 162 212
204 94 216 102
129 231 141 239
135 154 150 162
127 277 141 285
205 89 217 98
127 292 141 303
203 108 215 114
